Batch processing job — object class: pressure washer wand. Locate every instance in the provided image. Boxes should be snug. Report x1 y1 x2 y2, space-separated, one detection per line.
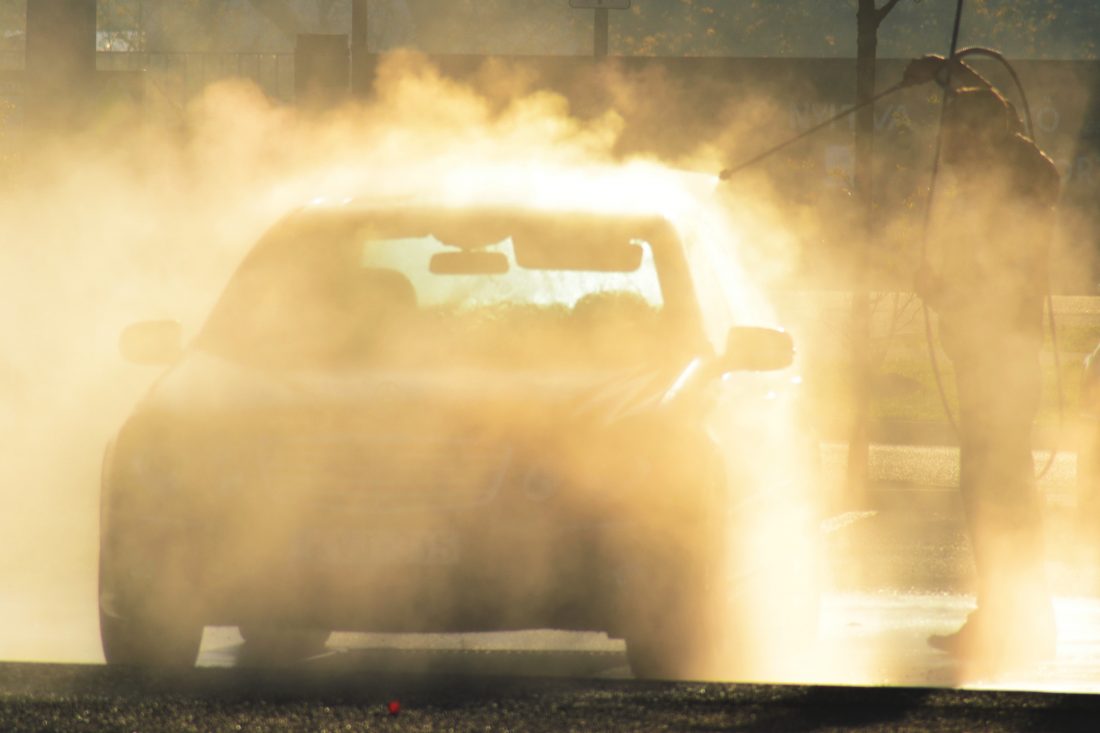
718 80 908 181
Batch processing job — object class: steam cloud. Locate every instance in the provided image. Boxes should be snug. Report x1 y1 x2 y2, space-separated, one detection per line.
0 47 1095 687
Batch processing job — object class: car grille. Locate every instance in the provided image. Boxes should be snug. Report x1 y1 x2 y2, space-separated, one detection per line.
238 433 513 513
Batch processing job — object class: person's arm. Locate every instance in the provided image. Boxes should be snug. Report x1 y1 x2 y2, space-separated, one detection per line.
1013 135 1062 208
902 54 993 91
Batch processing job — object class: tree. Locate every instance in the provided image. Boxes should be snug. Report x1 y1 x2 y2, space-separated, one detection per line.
83 1 1098 59
847 0 913 508
608 0 1096 61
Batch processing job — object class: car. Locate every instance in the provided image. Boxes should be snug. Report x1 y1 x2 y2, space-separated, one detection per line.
98 198 819 678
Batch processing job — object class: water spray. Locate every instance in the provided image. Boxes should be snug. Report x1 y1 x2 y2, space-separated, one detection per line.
719 0 1064 480
718 81 910 180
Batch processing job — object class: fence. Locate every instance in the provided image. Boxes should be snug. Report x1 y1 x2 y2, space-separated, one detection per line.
1 50 296 128
96 51 296 112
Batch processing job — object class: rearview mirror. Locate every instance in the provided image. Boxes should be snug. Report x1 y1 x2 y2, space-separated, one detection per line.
719 326 794 373
429 250 509 275
120 320 183 365
514 239 644 272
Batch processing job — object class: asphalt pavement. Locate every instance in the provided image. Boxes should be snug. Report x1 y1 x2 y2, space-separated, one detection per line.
7 660 1100 731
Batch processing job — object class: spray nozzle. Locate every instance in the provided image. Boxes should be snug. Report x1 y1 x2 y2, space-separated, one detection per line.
901 54 949 88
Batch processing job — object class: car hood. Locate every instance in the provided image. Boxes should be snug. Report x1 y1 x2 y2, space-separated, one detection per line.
135 350 685 431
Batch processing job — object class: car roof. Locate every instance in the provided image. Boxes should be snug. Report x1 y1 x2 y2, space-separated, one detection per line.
298 199 678 229
283 202 685 256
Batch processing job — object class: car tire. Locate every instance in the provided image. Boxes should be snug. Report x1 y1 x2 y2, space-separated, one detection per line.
623 510 820 681
238 625 331 661
98 534 203 667
625 584 726 681
99 606 204 668
622 527 730 681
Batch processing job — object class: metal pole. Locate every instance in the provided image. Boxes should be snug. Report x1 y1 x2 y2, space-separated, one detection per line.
594 8 609 58
25 0 97 131
845 0 880 510
351 0 369 92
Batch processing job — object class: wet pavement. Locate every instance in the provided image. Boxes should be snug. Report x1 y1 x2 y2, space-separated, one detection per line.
815 443 1100 692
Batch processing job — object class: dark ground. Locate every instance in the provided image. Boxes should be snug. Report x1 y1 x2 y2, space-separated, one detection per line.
3 661 1100 732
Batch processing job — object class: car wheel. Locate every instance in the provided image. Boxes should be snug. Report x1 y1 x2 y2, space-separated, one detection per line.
98 553 203 667
99 606 203 668
97 513 204 668
625 582 726 681
238 625 331 661
622 528 730 681
623 516 820 681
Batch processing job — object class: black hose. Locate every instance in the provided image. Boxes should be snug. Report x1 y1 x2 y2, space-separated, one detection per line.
713 0 1063 479
953 46 1035 138
919 0 969 444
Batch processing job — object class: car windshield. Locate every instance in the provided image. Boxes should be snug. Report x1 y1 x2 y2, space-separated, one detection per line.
197 208 705 371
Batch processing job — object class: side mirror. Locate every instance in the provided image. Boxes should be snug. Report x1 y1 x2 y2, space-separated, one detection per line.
119 320 183 365
720 326 794 373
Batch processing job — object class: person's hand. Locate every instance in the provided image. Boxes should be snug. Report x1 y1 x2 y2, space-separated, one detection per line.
902 54 947 88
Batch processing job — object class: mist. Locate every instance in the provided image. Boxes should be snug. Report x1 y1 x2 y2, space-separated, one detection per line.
0 32 1097 688
0 49 793 672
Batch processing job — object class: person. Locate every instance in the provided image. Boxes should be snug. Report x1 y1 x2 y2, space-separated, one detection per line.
906 55 1061 677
